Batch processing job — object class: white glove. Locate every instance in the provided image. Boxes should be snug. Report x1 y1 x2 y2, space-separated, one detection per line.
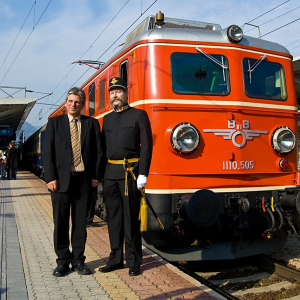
137 175 147 189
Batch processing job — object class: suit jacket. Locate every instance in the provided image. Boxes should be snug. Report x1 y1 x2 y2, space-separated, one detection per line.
7 146 18 169
43 114 103 193
103 106 153 180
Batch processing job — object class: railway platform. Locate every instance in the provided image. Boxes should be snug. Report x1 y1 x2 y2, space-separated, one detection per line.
0 171 223 300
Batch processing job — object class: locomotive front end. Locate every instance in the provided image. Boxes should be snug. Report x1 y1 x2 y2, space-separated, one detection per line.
139 14 300 260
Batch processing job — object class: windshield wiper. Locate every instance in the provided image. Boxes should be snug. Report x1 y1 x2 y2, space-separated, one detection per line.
196 47 228 81
247 55 266 84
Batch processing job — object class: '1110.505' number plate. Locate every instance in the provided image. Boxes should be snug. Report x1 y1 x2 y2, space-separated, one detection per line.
222 161 255 170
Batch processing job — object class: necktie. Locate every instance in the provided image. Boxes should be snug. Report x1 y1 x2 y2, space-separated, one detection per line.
70 118 81 167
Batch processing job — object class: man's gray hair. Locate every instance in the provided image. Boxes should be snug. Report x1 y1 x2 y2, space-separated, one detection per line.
66 87 86 105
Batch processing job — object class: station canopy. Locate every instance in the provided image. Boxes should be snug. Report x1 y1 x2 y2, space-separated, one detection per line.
0 97 36 138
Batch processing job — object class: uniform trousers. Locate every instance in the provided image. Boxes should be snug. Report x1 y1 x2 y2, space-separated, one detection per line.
104 177 142 268
51 173 90 267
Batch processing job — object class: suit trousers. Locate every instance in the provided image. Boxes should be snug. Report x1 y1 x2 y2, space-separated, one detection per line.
87 187 97 224
104 177 142 268
51 173 90 267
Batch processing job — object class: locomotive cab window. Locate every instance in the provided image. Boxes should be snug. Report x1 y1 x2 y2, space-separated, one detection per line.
88 83 95 116
171 52 230 95
243 58 287 101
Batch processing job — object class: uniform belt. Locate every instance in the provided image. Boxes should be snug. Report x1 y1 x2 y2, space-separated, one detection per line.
107 158 140 164
107 158 140 196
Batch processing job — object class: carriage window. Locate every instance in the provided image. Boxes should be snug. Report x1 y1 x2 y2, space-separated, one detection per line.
243 58 287 101
88 83 95 116
98 79 106 110
38 133 41 153
171 53 229 95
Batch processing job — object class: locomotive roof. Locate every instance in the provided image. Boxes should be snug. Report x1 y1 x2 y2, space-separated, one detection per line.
121 15 290 55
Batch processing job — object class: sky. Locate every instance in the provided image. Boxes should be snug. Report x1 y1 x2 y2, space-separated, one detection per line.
0 0 300 138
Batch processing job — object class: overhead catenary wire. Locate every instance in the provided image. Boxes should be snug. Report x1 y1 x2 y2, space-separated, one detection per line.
0 1 36 73
261 17 300 37
0 0 53 85
30 1 131 127
244 4 300 33
245 0 290 24
286 38 300 47
37 0 130 117
241 0 300 51
33 0 158 126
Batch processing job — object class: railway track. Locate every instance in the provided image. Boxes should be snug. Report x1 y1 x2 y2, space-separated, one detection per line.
174 255 300 300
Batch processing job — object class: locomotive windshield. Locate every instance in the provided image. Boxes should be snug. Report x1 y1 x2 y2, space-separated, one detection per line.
171 52 229 95
243 58 287 101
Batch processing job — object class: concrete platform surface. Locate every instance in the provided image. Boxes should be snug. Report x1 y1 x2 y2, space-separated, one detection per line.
0 171 223 300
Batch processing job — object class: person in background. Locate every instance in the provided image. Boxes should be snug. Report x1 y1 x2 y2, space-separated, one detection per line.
3 147 9 180
0 153 2 178
99 77 153 276
0 155 7 179
43 87 103 277
7 142 18 180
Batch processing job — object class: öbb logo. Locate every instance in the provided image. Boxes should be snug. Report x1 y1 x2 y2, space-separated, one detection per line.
203 120 268 148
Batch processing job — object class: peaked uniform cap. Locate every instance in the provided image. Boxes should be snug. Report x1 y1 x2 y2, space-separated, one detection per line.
108 77 127 91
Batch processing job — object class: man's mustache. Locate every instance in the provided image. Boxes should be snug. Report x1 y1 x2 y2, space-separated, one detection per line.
111 97 122 102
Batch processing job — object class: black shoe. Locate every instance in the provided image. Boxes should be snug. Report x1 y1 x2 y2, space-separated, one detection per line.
129 266 140 276
72 263 91 275
53 265 69 277
99 264 124 273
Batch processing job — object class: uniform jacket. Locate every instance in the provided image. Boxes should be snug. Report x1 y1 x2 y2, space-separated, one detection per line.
43 114 103 193
103 106 153 180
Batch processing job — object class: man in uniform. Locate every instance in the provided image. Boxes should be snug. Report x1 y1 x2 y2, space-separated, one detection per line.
44 87 103 277
99 77 153 276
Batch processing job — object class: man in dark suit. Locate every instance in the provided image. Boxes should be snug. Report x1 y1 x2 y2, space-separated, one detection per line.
7 142 18 180
99 77 153 276
43 87 103 277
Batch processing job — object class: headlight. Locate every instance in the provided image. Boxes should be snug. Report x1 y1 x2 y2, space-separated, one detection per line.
271 126 296 154
227 25 243 43
171 122 200 154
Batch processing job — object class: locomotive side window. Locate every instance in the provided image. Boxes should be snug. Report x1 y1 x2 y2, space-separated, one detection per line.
120 60 128 82
98 78 106 111
171 53 229 95
88 83 95 116
243 58 287 101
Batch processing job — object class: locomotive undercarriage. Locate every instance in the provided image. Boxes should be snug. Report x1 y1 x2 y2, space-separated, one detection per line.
142 188 300 260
